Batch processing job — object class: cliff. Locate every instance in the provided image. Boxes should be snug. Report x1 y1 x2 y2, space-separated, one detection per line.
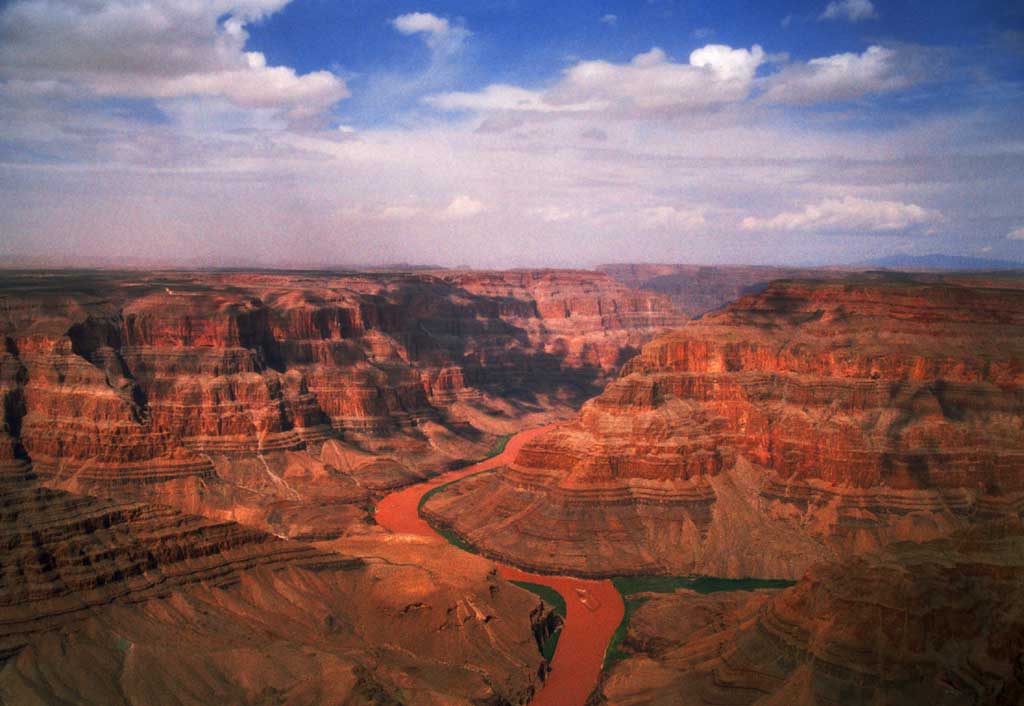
0 269 681 539
0 466 553 705
598 522 1024 706
423 277 1024 578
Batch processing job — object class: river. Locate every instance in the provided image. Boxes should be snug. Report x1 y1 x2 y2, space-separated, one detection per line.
374 425 625 706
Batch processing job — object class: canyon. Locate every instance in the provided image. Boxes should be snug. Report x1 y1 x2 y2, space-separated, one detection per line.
2 266 1023 706
424 275 1024 579
0 267 680 706
0 269 681 540
596 521 1024 706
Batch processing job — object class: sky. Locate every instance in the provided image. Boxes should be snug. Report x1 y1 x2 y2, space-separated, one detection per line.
0 0 1022 268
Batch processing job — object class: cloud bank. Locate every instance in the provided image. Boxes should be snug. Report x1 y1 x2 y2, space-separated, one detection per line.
0 0 347 119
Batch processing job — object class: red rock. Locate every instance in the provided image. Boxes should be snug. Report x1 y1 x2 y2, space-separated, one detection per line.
0 269 681 539
423 276 1024 578
599 521 1024 706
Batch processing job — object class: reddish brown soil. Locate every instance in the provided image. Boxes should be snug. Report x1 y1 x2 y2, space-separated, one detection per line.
375 425 625 706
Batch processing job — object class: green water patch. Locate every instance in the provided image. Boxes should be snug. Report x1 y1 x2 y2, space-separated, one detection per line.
510 580 567 618
416 468 497 514
510 581 566 661
604 597 649 667
612 575 794 596
415 433 509 514
432 525 477 553
604 575 796 667
487 433 512 458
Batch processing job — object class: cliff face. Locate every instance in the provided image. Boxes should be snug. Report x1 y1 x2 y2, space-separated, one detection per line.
0 466 551 705
423 277 1024 578
0 270 681 539
598 522 1024 706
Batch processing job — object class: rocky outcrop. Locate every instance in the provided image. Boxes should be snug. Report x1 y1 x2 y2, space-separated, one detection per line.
597 522 1024 706
424 277 1024 578
0 468 554 705
0 269 681 539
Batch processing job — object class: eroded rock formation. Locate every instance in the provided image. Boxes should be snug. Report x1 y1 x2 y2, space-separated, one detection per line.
0 269 681 539
597 522 1024 706
424 277 1024 578
0 460 553 705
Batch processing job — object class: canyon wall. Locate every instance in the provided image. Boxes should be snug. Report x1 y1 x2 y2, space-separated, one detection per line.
597 521 1024 706
424 276 1024 578
0 466 552 705
0 269 681 539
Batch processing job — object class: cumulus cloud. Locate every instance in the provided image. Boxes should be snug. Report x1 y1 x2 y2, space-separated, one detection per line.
0 0 347 119
740 196 940 233
820 0 877 22
441 195 487 219
340 195 486 223
761 45 911 104
426 84 583 113
391 12 469 57
1008 226 1024 240
601 14 618 26
638 206 707 231
428 44 765 118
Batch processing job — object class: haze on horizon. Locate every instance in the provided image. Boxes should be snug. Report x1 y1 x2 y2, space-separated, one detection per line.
0 0 1022 269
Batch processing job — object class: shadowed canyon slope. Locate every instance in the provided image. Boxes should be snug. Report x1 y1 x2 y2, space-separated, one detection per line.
598 264 852 317
0 269 681 539
0 461 554 705
597 522 1024 706
424 276 1024 578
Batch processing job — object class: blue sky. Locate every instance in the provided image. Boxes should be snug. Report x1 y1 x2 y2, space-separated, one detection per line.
0 0 1022 267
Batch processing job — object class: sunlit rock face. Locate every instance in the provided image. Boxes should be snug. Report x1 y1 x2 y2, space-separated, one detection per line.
0 269 681 538
424 276 1024 578
598 522 1024 706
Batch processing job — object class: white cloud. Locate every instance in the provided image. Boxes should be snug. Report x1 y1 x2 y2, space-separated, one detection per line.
429 44 765 119
820 0 878 22
531 205 589 223
601 14 618 26
638 206 706 231
391 12 469 56
441 195 486 219
0 0 347 120
1008 227 1024 240
340 195 486 223
741 196 941 233
425 84 583 113
392 12 450 36
761 46 910 104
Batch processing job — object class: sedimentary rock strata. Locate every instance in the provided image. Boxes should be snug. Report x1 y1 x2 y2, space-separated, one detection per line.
0 466 553 705
424 276 1024 578
0 269 680 538
597 522 1024 706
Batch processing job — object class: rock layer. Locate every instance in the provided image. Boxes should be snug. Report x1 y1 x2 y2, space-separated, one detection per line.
0 269 681 538
597 522 1024 706
424 276 1024 578
0 466 553 705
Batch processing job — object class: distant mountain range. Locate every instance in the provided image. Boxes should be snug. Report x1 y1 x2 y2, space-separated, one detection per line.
858 254 1024 271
